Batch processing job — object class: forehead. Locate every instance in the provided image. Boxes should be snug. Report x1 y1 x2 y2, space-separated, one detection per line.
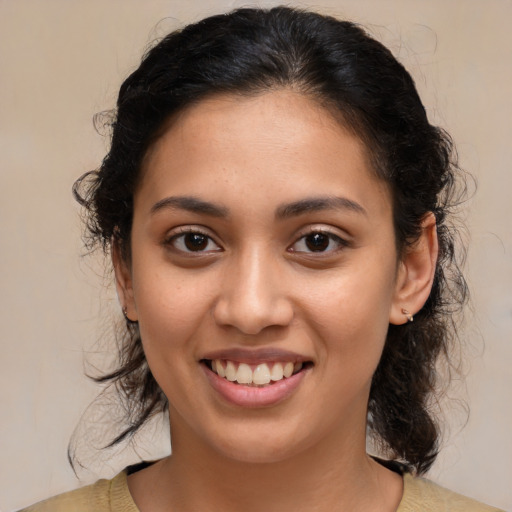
137 90 391 219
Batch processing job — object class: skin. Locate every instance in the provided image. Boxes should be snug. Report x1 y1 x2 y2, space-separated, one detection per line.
115 90 438 512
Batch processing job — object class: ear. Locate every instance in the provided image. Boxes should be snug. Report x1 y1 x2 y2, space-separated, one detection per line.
389 212 438 325
112 239 138 322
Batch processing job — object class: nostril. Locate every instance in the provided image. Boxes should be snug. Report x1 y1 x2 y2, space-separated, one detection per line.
212 296 294 335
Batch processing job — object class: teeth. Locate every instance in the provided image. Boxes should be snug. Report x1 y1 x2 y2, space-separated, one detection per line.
225 361 237 381
236 363 252 384
253 363 271 385
270 362 284 381
211 359 304 385
283 362 294 378
216 360 226 378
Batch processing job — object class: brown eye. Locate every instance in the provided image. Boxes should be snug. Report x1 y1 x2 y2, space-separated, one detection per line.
184 233 208 251
305 233 330 251
168 231 221 253
289 231 347 254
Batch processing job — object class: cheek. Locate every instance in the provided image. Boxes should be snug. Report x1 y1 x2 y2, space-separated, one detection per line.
132 274 213 406
132 266 216 358
299 265 396 371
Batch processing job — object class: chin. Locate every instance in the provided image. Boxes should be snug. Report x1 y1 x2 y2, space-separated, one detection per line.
206 424 311 465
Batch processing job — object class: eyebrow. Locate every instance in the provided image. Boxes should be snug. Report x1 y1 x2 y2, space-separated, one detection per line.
150 196 229 218
275 196 367 218
150 195 366 219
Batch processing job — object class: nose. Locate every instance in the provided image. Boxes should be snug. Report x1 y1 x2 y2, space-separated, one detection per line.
212 248 294 335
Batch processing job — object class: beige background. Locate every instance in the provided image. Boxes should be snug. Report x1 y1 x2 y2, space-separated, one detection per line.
1 1 511 510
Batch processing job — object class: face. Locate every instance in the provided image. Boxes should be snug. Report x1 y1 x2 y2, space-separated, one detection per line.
117 90 410 464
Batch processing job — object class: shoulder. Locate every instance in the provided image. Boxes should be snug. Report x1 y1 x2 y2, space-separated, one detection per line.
399 473 506 512
18 471 139 512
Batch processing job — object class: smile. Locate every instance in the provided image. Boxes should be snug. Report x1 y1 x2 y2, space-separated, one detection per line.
207 360 305 386
200 349 313 407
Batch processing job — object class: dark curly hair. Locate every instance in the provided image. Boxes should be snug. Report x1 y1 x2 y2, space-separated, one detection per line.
73 6 467 475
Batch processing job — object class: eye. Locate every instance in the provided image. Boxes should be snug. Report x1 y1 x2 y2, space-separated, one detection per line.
289 231 347 253
166 230 221 253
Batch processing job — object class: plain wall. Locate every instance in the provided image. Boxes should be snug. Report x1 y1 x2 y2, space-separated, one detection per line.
1 1 511 510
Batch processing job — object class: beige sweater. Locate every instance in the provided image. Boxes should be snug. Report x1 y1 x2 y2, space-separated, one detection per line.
20 471 505 512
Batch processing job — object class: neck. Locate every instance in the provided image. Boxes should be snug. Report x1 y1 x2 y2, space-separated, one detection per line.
128 421 402 512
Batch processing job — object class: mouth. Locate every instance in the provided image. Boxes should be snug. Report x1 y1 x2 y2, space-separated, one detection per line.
201 359 312 387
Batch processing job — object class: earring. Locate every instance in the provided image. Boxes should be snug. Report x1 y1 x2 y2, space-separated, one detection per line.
122 306 133 322
401 308 414 323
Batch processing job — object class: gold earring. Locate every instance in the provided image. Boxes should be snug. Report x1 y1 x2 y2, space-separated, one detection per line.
401 308 414 322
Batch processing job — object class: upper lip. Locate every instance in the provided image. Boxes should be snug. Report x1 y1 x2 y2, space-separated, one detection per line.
201 347 311 364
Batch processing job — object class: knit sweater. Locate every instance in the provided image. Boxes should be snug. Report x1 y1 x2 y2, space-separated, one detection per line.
20 471 504 512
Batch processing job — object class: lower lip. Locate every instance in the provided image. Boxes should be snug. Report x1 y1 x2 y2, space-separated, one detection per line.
202 364 308 408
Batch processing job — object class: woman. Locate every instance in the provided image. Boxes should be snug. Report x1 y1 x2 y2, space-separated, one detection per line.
22 6 504 512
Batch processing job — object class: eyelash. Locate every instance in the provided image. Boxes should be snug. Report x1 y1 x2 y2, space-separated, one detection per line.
164 227 222 254
163 227 349 255
288 229 349 255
